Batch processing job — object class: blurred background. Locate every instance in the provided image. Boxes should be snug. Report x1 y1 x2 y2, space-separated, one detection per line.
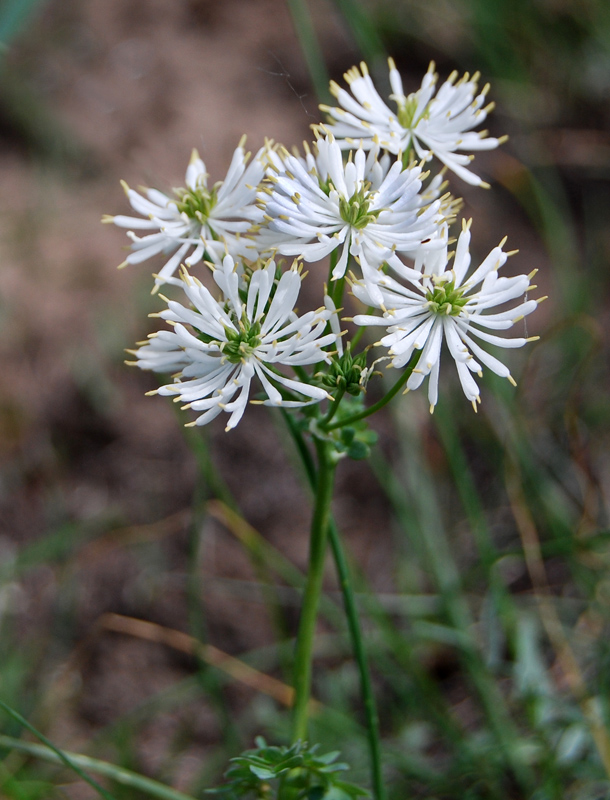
1 0 610 798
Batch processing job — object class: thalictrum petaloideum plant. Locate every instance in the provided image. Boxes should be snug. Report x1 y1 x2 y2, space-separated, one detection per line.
106 60 545 800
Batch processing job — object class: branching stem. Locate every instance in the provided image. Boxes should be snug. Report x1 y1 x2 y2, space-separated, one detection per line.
283 414 386 800
291 437 336 742
321 386 346 426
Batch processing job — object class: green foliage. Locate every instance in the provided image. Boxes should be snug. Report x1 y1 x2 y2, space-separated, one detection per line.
314 394 378 460
207 738 369 800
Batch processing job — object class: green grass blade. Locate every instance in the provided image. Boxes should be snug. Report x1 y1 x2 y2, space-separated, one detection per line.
285 0 330 103
0 734 197 800
0 703 116 800
328 0 386 64
370 434 534 792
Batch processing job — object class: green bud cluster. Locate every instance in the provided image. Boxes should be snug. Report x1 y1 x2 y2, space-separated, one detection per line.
320 350 369 396
426 279 468 316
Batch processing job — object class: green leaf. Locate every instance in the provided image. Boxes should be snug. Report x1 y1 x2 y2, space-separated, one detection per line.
340 427 355 446
347 441 370 460
316 751 341 765
249 766 276 780
330 780 371 798
323 787 353 800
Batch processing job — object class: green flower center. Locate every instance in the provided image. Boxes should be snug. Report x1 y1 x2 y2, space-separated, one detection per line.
426 278 468 316
397 95 420 129
221 318 262 364
319 176 333 197
397 94 431 130
174 185 218 221
339 186 381 230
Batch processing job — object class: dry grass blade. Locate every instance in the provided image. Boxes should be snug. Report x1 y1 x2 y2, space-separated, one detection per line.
82 511 191 559
98 612 321 713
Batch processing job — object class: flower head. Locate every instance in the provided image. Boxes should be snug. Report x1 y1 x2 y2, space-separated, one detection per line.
322 60 504 187
353 221 543 411
131 255 337 430
104 138 266 289
259 133 442 296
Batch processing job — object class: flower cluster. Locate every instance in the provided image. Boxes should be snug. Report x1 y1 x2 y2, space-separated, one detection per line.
109 58 542 429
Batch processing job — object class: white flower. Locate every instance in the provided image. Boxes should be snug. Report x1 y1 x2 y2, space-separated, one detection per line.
104 138 266 289
322 60 504 187
352 221 543 411
260 134 442 299
130 255 337 430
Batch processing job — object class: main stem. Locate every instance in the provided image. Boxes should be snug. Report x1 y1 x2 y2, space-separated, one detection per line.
282 412 385 799
327 524 386 800
291 438 336 742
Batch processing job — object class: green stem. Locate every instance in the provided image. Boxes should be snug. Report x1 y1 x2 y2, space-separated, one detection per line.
291 438 336 742
286 407 509 795
281 410 316 483
401 145 414 169
292 364 311 386
283 415 386 800
323 351 421 431
327 525 386 800
331 275 346 310
327 248 339 289
321 386 345 426
0 734 196 800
